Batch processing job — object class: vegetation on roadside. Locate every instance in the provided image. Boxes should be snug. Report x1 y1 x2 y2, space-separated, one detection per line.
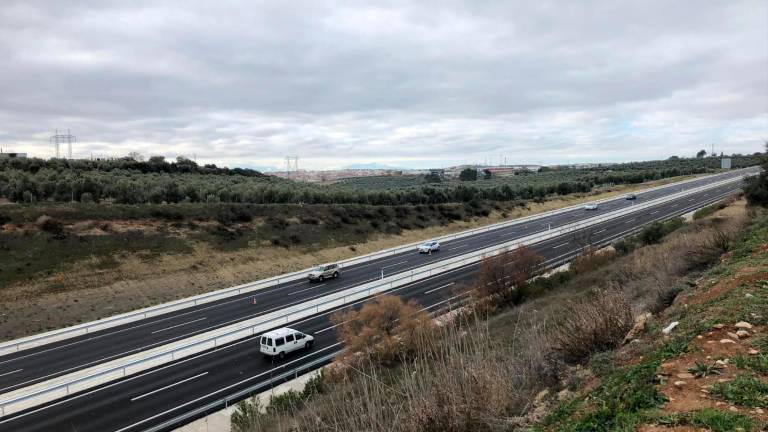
229 192 767 431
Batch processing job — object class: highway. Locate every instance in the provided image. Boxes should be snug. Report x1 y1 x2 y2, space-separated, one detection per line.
0 171 749 432
0 169 750 395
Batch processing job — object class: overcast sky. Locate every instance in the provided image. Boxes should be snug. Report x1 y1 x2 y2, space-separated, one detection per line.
0 1 766 170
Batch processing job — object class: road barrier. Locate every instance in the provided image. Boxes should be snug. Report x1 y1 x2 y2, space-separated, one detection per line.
0 169 755 358
0 175 748 418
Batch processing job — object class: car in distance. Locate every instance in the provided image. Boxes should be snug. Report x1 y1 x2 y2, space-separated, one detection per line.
583 204 599 210
308 263 340 282
260 327 314 359
417 240 440 253
625 193 637 200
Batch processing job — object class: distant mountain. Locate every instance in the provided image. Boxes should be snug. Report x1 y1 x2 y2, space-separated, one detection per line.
237 164 281 172
340 162 406 170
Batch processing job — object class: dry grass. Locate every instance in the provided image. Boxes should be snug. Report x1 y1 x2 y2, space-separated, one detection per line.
547 288 634 364
0 176 702 341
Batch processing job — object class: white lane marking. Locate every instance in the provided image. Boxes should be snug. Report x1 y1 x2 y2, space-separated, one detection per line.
649 210 659 215
593 229 606 235
130 372 209 402
552 242 569 249
0 369 22 378
316 323 343 334
424 282 455 295
354 254 416 269
670 204 677 208
504 231 517 235
151 317 207 334
447 243 469 251
112 343 344 432
1 185 741 426
625 218 636 224
289 284 325 296
418 291 472 313
381 260 408 269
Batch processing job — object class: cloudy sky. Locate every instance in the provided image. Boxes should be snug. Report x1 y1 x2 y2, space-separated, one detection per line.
0 1 766 170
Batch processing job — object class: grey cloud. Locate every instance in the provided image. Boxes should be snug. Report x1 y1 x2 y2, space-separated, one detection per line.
0 0 765 168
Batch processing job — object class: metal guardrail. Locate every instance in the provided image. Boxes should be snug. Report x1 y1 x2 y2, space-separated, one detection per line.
0 169 752 357
0 174 747 417
141 352 339 432
138 185 743 432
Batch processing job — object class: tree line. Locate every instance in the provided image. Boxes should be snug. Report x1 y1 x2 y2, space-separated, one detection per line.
0 154 762 206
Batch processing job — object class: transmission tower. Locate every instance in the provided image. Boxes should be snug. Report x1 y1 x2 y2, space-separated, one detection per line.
284 155 299 175
50 129 76 159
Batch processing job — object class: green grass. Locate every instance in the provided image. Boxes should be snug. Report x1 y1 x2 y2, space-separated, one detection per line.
0 230 192 289
653 408 756 431
711 374 768 408
733 353 768 374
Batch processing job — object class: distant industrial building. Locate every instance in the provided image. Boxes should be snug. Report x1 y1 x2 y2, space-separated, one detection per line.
0 150 27 159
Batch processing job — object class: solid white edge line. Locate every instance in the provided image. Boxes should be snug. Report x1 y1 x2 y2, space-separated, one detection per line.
0 185 740 426
112 343 343 432
130 372 209 402
424 283 455 295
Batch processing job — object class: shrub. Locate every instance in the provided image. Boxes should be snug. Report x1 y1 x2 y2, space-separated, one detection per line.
472 246 545 308
570 250 617 275
548 288 634 364
330 295 436 368
639 222 665 245
35 215 64 237
231 397 266 432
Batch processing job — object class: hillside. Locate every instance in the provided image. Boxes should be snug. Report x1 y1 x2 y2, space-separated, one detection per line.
227 197 767 432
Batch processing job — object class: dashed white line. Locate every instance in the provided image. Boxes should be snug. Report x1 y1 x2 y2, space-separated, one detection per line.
552 242 569 249
151 317 207 334
130 372 209 402
424 282 455 295
649 210 659 215
447 243 469 251
0 369 22 378
289 284 325 296
381 260 408 269
625 218 636 224
592 229 607 235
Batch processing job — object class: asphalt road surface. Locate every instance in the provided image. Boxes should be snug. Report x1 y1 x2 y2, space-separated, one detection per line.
0 170 749 432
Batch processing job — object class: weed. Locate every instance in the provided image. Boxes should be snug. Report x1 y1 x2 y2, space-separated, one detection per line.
688 408 755 432
732 354 768 374
687 361 723 378
711 374 768 407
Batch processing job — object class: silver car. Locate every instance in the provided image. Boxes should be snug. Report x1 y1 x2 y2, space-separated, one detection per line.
308 263 340 282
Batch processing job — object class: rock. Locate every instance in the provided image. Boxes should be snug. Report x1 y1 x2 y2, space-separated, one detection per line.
662 321 679 335
755 408 764 414
720 339 736 344
624 312 652 343
717 378 729 383
715 359 728 366
748 349 759 355
736 330 750 338
674 381 686 387
713 324 725 329
534 389 550 405
677 372 695 379
729 406 738 412
734 321 753 330
715 401 725 406
707 340 716 344
727 332 740 340
696 335 704 339
745 293 754 298
700 389 709 393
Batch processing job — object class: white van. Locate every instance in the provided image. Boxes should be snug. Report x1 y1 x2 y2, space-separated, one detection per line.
259 327 314 359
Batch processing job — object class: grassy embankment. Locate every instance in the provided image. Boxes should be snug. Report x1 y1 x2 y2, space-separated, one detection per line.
0 174 703 341
229 197 767 432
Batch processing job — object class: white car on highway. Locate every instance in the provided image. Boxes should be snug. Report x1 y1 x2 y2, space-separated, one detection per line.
260 327 314 359
417 241 440 253
307 263 340 282
583 204 599 210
